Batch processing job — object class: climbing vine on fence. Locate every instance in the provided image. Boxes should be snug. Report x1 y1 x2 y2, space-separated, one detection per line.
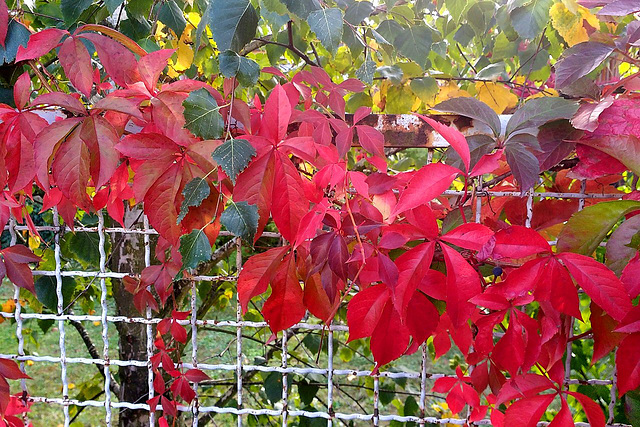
0 0 639 425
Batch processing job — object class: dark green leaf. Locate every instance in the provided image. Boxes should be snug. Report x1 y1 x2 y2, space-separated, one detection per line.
220 201 259 241
0 21 30 65
179 229 212 270
61 0 93 25
343 24 364 57
434 97 501 137
158 0 187 37
344 1 374 24
105 0 126 15
509 0 553 40
554 42 614 89
282 0 321 19
355 60 376 84
120 16 152 41
195 1 212 49
263 372 283 403
182 88 225 140
467 1 496 35
178 178 211 224
298 380 319 406
218 50 260 86
506 97 579 137
62 232 111 267
209 0 259 52
504 142 540 193
395 25 432 67
558 200 640 255
212 138 256 183
35 276 76 312
307 8 343 55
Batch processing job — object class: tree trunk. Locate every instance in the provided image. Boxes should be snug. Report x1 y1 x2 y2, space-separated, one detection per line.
111 206 152 427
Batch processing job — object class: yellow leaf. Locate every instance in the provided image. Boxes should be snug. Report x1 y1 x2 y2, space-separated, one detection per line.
475 82 518 114
28 235 40 251
550 2 600 47
2 299 16 312
431 81 470 108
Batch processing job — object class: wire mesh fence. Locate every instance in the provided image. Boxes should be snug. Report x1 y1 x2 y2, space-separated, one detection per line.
0 117 630 427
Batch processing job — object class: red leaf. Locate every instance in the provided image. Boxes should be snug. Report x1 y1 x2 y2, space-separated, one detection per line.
184 369 210 383
271 152 308 242
58 36 93 97
370 300 410 372
441 243 481 328
441 223 494 251
346 284 389 342
0 359 29 380
79 33 140 88
138 49 176 93
93 97 144 120
503 394 554 427
492 226 551 259
406 291 439 350
234 151 276 241
356 125 384 158
590 303 624 363
143 163 183 245
32 92 87 115
13 72 31 111
567 392 605 427
262 254 305 332
416 114 470 172
492 317 525 377
617 333 640 395
621 253 640 299
1 246 41 294
559 253 632 321
392 163 460 216
261 85 291 143
0 0 7 48
548 397 574 427
170 376 195 403
470 149 503 177
237 246 289 313
392 241 435 317
16 28 68 61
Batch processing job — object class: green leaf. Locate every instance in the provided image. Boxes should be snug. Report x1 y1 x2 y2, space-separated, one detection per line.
182 88 225 140
179 229 212 270
446 134 495 171
158 0 187 37
61 0 93 25
506 97 579 137
212 138 256 183
344 1 374 24
209 0 259 52
282 0 321 19
558 200 640 255
178 177 211 224
35 276 76 312
307 8 343 55
298 380 319 406
195 1 212 49
410 77 438 104
510 0 553 40
395 25 432 67
376 65 403 84
434 97 501 137
453 23 475 45
218 50 260 86
105 0 126 15
220 201 259 241
446 0 469 22
375 20 403 45
355 60 376 85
